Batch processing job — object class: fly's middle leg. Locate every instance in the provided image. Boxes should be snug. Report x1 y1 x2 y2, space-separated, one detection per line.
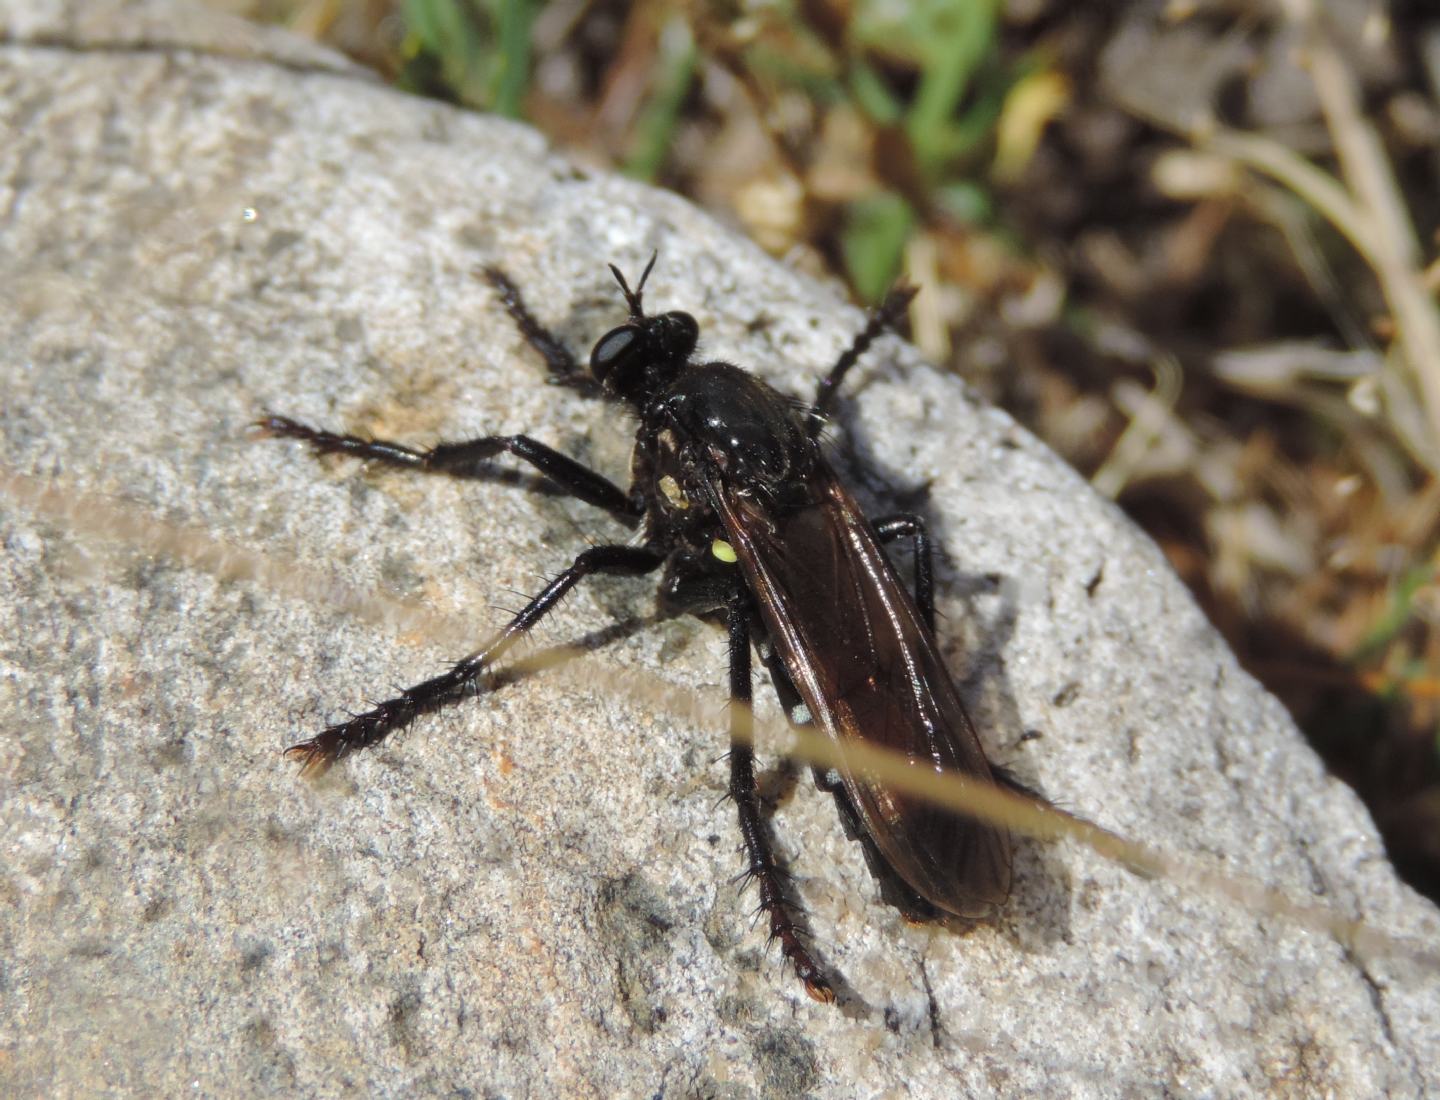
283 544 662 773
872 512 935 631
726 593 835 1003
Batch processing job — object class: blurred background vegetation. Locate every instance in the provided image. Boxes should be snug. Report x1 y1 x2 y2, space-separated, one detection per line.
209 0 1440 900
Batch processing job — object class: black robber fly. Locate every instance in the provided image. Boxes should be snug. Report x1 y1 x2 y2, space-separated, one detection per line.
259 255 1014 1002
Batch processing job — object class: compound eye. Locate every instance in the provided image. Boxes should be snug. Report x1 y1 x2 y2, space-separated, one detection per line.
589 324 640 385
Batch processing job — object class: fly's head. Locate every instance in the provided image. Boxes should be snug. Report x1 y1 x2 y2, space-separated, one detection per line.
589 254 698 405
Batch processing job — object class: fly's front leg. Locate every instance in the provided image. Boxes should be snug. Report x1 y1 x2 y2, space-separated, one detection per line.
481 267 601 397
726 593 835 1003
257 417 642 525
284 544 663 773
872 512 934 631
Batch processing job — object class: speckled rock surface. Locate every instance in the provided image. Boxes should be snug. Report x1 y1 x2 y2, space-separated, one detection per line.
2 2 1438 1097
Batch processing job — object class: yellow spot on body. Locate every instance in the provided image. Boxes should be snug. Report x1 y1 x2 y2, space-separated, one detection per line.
659 474 689 510
711 539 738 564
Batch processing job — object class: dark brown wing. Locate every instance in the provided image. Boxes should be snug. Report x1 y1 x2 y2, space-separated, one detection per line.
710 461 1011 915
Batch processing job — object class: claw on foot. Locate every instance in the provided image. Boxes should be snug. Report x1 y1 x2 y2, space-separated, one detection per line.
803 974 837 1004
283 740 334 777
252 414 302 437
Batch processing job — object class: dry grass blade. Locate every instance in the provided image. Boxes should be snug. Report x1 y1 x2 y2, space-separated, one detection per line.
0 466 480 653
1257 0 1440 470
6 464 1437 976
1090 354 1184 499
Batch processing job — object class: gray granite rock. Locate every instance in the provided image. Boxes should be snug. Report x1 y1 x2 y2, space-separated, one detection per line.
2 2 1437 1096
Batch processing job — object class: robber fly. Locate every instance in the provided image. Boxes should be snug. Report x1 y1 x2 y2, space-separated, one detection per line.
259 255 1015 1002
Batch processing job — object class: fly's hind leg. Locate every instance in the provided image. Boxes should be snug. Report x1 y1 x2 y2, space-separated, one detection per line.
758 649 941 923
725 593 836 1003
819 779 942 923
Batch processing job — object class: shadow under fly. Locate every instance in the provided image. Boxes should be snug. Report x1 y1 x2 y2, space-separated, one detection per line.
258 253 1044 1003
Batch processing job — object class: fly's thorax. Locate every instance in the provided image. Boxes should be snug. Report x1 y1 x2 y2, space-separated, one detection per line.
646 361 816 502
